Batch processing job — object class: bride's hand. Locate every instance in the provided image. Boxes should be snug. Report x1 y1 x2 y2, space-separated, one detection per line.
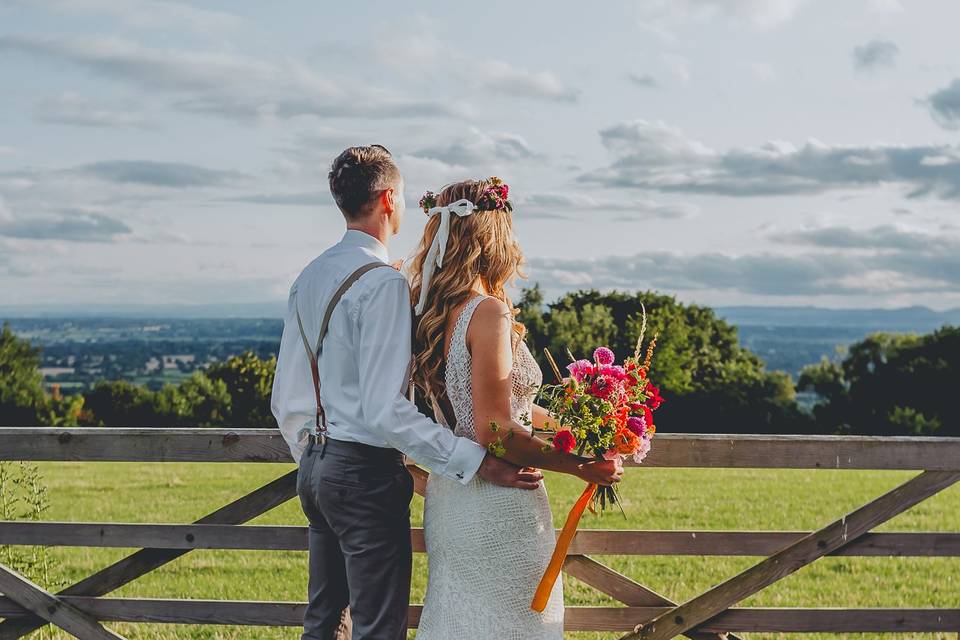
574 458 623 486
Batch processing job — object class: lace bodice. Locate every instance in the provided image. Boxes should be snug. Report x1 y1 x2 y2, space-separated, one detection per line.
440 295 543 442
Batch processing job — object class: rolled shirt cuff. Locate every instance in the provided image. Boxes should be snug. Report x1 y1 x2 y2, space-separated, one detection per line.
437 437 486 484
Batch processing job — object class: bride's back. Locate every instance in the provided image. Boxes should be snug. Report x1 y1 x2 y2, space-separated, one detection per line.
438 294 542 444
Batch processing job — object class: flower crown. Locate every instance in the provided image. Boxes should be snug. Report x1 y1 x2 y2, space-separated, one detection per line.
418 177 513 214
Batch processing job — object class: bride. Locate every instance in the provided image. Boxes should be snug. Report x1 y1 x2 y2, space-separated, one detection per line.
407 178 623 639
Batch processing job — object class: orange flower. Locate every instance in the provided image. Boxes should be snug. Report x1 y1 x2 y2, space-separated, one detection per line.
614 428 640 455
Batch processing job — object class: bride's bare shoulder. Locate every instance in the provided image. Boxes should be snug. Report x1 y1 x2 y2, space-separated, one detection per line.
467 297 512 347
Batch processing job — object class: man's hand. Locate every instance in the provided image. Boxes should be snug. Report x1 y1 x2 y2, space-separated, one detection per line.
477 454 543 490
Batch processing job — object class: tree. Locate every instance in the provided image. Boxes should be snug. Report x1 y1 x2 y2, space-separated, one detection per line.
0 324 47 425
799 326 959 436
0 324 81 427
81 380 161 427
206 351 277 428
155 372 231 427
517 289 809 434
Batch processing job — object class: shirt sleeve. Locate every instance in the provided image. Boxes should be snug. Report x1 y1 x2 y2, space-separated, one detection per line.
270 284 313 464
356 275 486 484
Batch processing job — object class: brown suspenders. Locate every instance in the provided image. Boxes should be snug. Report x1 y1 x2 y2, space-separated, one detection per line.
294 261 394 437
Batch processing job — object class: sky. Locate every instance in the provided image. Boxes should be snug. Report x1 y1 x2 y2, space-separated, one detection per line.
1 0 959 311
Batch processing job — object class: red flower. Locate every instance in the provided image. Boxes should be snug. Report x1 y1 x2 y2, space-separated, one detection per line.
646 385 664 410
641 405 656 435
553 429 576 453
590 374 618 400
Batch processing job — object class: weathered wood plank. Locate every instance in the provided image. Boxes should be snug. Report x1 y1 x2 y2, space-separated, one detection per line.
0 470 297 640
563 555 737 640
0 563 126 639
624 470 960 640
3 522 957 558
0 598 956 633
565 529 960 557
563 555 676 607
4 429 960 470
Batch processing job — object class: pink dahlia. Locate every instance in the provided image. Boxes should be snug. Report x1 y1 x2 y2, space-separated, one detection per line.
626 415 647 437
590 374 619 400
593 346 615 366
566 359 594 382
599 364 629 381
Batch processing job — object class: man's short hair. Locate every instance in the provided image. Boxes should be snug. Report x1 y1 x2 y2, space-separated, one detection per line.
328 145 401 220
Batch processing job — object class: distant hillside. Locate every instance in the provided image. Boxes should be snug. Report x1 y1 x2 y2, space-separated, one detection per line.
6 304 957 385
716 305 960 332
5 302 958 328
0 302 287 319
716 306 959 379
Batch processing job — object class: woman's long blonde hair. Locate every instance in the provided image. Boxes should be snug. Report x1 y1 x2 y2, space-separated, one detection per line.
409 178 526 401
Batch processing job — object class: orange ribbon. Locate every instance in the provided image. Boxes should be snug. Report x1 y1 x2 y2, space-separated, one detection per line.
531 482 597 612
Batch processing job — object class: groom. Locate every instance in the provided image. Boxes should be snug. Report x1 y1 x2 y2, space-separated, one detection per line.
271 144 543 640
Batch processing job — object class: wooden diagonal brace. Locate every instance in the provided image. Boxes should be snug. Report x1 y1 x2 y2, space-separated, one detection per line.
0 562 125 640
564 556 733 640
623 470 960 640
0 470 297 640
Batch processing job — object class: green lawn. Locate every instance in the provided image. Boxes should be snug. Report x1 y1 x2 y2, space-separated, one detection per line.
7 462 960 640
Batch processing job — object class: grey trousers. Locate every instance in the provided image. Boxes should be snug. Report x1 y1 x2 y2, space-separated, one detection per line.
297 437 414 640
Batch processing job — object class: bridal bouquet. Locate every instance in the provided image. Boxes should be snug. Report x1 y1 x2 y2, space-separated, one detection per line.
531 312 664 612
539 339 662 512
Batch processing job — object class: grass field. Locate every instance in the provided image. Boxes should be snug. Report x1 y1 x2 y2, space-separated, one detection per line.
6 462 960 640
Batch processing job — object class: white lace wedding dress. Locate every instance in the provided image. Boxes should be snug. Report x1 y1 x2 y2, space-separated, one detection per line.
416 295 564 639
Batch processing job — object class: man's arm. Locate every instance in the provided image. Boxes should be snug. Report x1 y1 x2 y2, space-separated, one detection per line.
355 275 487 484
270 283 314 464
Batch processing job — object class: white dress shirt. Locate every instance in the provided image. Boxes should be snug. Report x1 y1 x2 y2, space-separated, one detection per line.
271 229 486 484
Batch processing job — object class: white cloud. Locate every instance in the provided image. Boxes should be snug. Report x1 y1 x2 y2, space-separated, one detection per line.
627 72 659 89
527 235 960 298
519 192 699 221
634 0 810 29
0 197 12 223
414 128 540 168
926 79 960 130
852 38 900 71
76 160 244 188
583 119 960 199
375 31 578 103
0 34 456 123
19 0 244 34
0 207 133 243
34 92 155 129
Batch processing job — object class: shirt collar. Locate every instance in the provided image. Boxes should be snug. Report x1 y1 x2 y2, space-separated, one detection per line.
340 229 390 263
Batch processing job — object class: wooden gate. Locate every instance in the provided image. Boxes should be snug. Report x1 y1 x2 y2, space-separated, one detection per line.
0 428 958 639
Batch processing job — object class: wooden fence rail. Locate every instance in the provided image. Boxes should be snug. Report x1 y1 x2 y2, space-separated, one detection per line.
0 428 957 639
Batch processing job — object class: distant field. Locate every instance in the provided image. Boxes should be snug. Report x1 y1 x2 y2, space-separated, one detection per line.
11 463 960 640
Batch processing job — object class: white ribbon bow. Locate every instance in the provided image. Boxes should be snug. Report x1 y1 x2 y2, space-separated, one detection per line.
414 199 476 315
